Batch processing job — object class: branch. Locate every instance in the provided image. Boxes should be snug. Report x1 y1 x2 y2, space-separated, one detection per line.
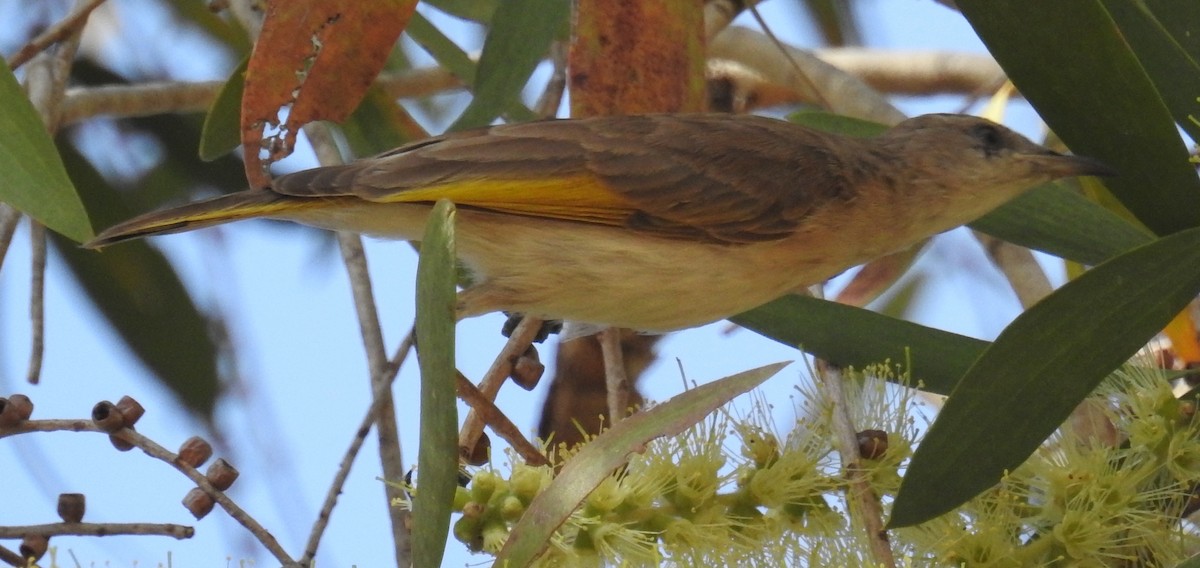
0 544 22 567
457 316 545 460
0 418 94 438
21 11 85 385
815 362 896 568
0 522 193 539
116 428 295 564
52 49 1008 128
26 222 45 384
813 47 1005 97
533 41 568 118
300 331 416 564
709 26 904 125
454 372 547 467
600 328 632 424
5 0 107 69
1 419 295 565
302 121 412 566
57 68 462 126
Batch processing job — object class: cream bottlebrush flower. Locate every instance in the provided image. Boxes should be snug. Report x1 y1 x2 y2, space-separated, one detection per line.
436 359 1200 566
906 359 1200 567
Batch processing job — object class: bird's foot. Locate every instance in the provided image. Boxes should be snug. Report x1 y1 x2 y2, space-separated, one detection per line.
501 313 562 343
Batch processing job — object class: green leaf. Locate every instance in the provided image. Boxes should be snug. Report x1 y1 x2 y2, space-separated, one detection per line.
970 184 1154 265
55 143 220 419
449 0 568 129
732 295 987 396
1103 1 1200 142
199 57 247 161
495 362 789 567
412 199 458 568
958 1 1200 236
203 61 416 168
164 0 252 55
340 85 416 157
787 109 887 137
423 0 499 23
891 226 1200 528
199 58 246 162
0 61 92 242
406 11 479 84
406 12 537 124
1144 0 1200 66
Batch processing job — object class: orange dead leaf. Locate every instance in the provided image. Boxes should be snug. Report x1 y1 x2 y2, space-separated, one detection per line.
1164 308 1200 366
241 0 417 188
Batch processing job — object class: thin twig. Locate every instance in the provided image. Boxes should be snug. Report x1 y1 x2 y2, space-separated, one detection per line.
300 330 416 565
815 361 896 568
0 522 193 539
386 328 416 375
332 234 412 564
1 419 296 565
709 26 904 125
745 2 834 110
26 222 46 384
57 68 461 126
112 428 297 565
24 28 82 134
60 80 223 123
457 316 545 456
51 48 1006 127
5 0 107 69
533 41 568 118
21 4 87 385
0 544 23 567
455 372 548 466
302 120 412 565
812 48 1005 98
0 418 95 439
599 328 632 423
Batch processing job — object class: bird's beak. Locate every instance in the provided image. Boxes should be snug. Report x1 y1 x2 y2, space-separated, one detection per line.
1031 151 1119 178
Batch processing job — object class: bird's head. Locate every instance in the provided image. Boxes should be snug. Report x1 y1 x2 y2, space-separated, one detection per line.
861 114 1116 237
883 114 1116 190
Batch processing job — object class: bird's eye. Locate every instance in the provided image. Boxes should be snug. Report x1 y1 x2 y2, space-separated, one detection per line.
970 124 1006 157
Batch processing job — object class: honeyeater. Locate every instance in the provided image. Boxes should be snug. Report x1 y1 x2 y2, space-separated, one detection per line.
87 113 1115 331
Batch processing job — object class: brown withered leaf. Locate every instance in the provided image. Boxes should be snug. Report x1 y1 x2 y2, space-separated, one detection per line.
240 0 417 187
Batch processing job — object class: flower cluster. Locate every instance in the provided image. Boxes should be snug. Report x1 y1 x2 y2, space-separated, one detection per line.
905 362 1200 566
413 359 1200 566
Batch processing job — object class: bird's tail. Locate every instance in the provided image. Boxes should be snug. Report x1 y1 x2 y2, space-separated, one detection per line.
85 190 314 249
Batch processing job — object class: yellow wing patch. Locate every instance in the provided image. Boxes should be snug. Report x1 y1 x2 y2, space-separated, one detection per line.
371 174 636 226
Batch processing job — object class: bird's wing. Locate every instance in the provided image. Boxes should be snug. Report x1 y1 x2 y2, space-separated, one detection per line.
272 114 861 244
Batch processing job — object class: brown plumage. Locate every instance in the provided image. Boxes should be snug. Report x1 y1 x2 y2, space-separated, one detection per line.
89 113 1115 331
268 114 868 243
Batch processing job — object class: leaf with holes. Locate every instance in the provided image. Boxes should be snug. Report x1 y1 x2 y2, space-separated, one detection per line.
240 0 417 185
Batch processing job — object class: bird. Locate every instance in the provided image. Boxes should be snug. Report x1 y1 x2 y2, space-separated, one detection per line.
87 113 1115 332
